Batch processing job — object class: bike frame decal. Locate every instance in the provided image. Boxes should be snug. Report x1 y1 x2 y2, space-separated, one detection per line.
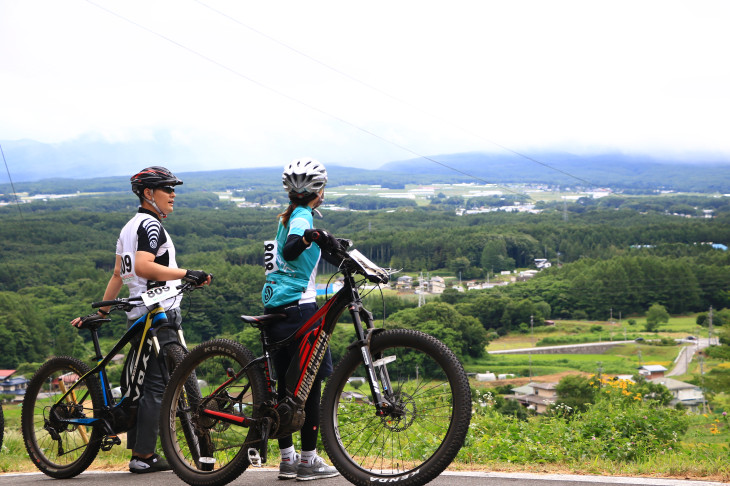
292 297 338 400
125 307 166 404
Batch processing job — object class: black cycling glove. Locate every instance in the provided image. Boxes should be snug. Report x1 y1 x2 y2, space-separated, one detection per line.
184 269 210 286
304 228 340 251
78 313 110 329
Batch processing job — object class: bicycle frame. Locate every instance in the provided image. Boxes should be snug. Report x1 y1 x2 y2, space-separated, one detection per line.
199 267 392 433
50 303 185 435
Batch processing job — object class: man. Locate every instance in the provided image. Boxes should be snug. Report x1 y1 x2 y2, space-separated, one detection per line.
72 166 211 473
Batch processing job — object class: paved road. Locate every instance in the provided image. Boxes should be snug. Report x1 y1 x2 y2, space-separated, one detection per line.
667 337 709 377
0 470 726 486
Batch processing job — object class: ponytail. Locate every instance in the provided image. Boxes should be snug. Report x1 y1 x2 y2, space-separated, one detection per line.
278 204 295 227
278 191 318 227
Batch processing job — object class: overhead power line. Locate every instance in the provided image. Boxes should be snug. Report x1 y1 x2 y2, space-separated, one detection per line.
0 144 24 220
84 1 558 198
193 0 595 188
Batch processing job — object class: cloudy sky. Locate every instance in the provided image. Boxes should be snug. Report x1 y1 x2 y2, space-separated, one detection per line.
1 0 729 174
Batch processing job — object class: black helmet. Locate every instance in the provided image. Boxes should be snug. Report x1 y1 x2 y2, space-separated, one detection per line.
130 166 183 196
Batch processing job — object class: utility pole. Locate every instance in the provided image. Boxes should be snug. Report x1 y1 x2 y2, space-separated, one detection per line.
531 315 535 347
708 306 714 345
529 315 534 380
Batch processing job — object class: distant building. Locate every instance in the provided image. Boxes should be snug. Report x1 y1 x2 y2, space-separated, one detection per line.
508 381 558 414
475 372 497 382
0 370 16 381
534 259 552 269
638 365 667 379
396 275 413 290
427 276 446 294
0 370 28 397
648 377 707 412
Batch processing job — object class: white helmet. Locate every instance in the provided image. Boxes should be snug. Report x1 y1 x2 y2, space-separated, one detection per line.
282 158 328 195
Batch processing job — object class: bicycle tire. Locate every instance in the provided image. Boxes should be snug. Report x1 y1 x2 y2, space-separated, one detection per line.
163 343 214 469
321 329 471 486
21 356 105 478
160 339 267 486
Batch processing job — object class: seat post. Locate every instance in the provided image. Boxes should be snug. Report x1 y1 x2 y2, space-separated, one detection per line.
90 327 104 361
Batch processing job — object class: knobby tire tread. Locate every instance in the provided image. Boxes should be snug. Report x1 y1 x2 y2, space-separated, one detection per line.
160 339 267 486
321 329 471 486
21 356 105 479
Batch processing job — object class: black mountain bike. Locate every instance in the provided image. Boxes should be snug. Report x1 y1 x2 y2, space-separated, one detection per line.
160 239 471 486
21 282 207 478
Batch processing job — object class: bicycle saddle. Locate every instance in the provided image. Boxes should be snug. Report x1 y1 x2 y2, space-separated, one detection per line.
239 314 286 328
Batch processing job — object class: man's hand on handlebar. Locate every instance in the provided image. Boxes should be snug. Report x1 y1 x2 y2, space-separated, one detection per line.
183 269 212 286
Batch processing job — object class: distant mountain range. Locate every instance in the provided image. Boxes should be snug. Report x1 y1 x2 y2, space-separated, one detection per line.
382 152 730 192
1 138 729 193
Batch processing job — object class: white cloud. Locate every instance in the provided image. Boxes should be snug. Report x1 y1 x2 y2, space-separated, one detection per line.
1 0 729 172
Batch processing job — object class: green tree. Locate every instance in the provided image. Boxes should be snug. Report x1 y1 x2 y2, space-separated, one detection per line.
388 302 489 360
554 374 596 413
645 303 670 332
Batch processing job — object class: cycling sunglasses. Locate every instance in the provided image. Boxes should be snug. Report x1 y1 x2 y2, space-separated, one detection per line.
156 186 176 194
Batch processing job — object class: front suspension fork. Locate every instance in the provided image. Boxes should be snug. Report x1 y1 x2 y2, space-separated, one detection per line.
349 303 394 416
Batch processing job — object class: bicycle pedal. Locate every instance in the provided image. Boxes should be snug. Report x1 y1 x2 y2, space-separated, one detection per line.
101 435 121 451
247 448 262 467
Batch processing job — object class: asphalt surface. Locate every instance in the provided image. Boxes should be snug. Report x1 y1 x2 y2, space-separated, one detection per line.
0 470 727 486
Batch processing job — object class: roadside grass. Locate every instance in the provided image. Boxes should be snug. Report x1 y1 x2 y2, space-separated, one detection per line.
5 313 727 480
5 392 729 482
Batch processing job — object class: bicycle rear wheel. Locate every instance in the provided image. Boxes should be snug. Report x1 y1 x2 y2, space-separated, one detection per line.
321 329 471 486
160 339 267 486
163 343 214 470
21 356 104 478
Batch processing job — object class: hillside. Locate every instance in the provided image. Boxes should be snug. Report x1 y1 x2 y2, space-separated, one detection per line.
382 151 730 192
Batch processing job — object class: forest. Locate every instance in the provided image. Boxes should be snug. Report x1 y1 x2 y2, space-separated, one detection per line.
1 189 730 372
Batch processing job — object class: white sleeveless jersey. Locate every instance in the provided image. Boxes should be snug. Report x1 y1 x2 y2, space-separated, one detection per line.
116 209 182 319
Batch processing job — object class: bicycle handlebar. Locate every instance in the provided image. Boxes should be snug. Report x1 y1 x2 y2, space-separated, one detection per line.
90 282 198 312
324 242 390 285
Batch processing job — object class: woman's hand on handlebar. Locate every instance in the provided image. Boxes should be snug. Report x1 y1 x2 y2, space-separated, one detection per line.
303 228 341 251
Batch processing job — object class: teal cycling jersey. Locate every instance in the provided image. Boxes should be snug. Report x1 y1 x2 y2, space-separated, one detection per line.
262 206 321 308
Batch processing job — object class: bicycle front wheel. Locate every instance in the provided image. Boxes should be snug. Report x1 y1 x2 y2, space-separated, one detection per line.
21 356 104 478
160 339 267 486
321 329 471 486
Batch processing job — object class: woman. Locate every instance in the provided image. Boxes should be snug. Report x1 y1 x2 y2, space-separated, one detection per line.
261 157 340 481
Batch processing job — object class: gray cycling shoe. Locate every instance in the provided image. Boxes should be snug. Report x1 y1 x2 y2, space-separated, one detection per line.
279 453 300 479
129 454 171 474
296 456 339 481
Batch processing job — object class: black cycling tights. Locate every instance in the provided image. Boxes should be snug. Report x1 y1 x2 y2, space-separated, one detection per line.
278 376 322 452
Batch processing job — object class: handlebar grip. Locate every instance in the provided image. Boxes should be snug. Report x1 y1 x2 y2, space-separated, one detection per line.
92 300 121 308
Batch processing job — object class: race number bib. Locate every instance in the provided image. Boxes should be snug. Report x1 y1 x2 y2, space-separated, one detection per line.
264 240 279 275
120 252 135 284
141 285 178 306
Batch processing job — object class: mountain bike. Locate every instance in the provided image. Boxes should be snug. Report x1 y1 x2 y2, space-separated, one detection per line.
21 282 207 479
160 238 472 486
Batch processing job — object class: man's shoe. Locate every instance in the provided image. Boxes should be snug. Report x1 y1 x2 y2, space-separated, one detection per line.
296 455 339 481
279 453 300 479
129 454 171 474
